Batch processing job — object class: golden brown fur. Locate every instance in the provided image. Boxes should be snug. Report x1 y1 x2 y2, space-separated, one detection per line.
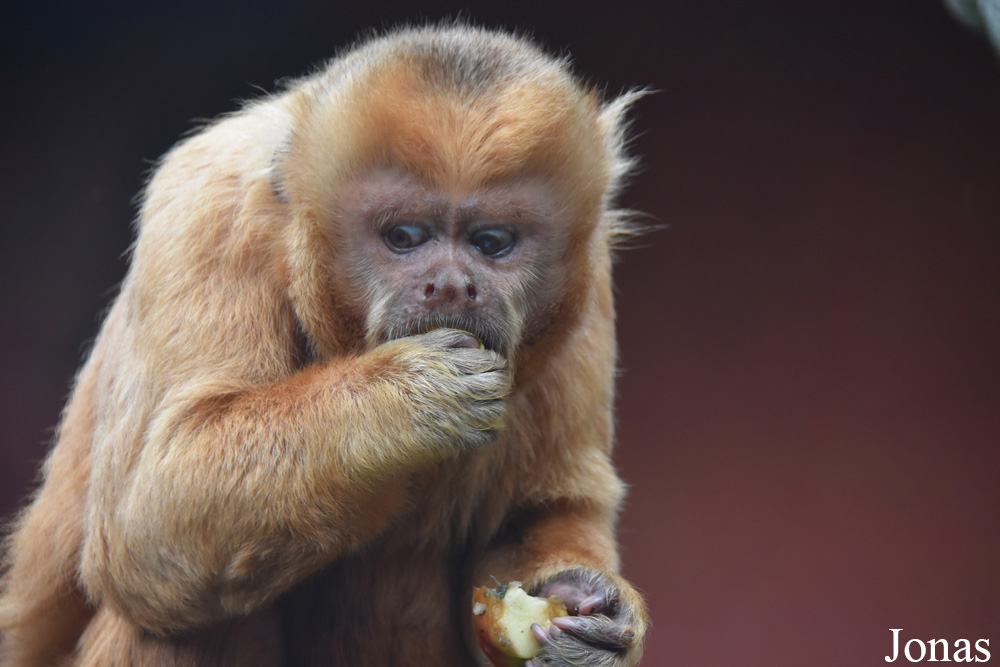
0 24 647 666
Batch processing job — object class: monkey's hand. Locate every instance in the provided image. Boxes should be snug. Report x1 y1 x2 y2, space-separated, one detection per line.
379 327 509 453
525 569 646 667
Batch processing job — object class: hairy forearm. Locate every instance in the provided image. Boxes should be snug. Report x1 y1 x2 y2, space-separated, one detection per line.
82 348 422 632
80 326 505 634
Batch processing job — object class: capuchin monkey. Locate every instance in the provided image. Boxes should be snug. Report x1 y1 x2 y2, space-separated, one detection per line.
0 24 648 667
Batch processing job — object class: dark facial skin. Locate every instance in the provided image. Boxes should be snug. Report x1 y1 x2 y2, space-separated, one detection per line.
331 169 571 359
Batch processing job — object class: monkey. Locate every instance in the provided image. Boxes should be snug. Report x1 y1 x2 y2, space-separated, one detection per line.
0 24 648 667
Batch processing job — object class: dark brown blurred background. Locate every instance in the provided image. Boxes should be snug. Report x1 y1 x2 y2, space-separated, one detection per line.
2 1 998 664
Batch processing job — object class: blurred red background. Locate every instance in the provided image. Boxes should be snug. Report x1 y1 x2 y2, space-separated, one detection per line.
1 2 998 664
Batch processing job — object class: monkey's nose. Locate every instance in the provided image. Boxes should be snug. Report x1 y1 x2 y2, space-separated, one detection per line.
422 277 478 308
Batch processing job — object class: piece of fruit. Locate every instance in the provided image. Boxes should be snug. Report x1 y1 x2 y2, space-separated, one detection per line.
472 580 569 666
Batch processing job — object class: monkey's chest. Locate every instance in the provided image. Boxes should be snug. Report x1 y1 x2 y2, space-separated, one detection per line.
279 453 520 665
278 529 479 665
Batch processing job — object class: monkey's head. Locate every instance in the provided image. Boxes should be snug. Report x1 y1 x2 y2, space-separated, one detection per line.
276 25 642 377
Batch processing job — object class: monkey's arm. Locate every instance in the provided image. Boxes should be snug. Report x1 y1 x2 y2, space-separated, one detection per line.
468 286 645 666
81 304 505 634
82 322 504 634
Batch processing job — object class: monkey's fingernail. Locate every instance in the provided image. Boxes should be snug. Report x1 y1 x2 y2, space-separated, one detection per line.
552 615 586 632
550 623 564 639
577 594 604 615
531 623 552 645
449 333 480 349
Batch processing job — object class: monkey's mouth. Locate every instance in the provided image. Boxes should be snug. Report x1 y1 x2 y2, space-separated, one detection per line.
378 314 511 357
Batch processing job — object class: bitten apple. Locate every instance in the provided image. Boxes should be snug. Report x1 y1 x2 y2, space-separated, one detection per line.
472 581 569 666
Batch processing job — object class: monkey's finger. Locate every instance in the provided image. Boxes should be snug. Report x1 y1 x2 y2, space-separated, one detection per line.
447 333 480 349
550 614 636 650
531 622 563 646
457 427 499 450
576 593 606 616
447 346 507 374
536 625 633 667
463 398 506 431
418 327 479 350
458 371 510 403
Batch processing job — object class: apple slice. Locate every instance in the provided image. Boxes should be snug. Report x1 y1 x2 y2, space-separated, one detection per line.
472 580 569 666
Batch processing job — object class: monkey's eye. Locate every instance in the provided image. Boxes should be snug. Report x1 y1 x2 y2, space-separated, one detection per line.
385 224 429 251
471 228 515 257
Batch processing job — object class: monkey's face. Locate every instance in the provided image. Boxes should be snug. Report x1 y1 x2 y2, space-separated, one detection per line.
331 169 573 361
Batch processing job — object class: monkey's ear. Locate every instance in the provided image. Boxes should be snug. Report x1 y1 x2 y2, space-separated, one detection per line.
598 88 653 246
598 88 650 189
